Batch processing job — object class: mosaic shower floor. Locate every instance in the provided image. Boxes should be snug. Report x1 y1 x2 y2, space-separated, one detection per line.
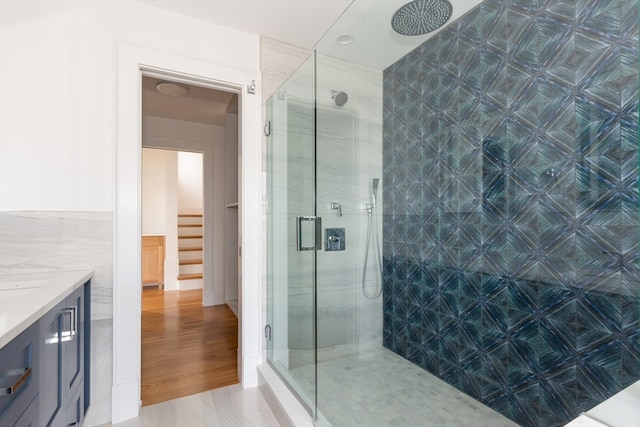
291 346 518 427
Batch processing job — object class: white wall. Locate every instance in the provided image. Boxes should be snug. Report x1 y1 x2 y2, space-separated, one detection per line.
1 2 261 424
224 113 239 305
177 152 203 214
142 148 179 290
0 0 259 211
142 148 178 235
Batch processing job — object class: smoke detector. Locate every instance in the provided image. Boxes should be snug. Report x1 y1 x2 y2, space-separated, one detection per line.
156 81 190 97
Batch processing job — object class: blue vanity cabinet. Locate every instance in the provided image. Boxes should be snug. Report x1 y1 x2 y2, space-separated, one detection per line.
39 297 66 427
63 387 83 427
0 322 40 426
39 283 87 427
12 395 38 427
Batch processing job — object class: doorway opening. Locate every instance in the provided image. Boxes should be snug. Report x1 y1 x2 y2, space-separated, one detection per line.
140 75 241 405
142 149 205 292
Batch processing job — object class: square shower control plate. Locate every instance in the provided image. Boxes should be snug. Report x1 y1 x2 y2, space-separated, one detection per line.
325 228 346 251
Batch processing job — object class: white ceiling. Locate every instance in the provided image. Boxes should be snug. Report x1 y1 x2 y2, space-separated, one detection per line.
138 0 483 124
139 0 352 125
142 77 237 126
317 0 482 70
137 0 353 50
139 0 483 70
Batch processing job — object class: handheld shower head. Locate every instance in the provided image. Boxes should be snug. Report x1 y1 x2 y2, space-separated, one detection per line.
372 178 380 205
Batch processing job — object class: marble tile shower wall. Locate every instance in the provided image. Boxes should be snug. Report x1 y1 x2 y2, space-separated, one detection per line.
0 211 113 425
315 54 384 354
381 1 639 426
271 53 384 366
0 211 113 318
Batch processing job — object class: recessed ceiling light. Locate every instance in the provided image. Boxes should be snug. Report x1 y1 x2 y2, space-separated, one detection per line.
337 34 353 45
156 81 190 97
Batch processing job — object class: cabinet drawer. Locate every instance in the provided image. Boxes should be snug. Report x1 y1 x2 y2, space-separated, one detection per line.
0 322 39 425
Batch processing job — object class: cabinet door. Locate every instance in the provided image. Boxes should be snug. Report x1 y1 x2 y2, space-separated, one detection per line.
63 287 84 399
39 300 65 427
63 386 83 427
12 395 38 427
142 236 165 285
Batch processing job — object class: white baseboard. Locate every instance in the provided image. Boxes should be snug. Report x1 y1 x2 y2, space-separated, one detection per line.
242 354 262 388
111 379 140 424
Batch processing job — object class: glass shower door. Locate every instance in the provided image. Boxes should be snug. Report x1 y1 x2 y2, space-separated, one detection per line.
266 53 318 417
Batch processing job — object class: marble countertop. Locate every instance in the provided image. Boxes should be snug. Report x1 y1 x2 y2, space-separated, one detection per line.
0 269 94 348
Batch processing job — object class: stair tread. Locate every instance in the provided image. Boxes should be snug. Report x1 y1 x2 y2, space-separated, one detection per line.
179 259 203 265
178 273 203 280
179 246 202 251
178 224 202 228
178 235 203 239
178 214 203 218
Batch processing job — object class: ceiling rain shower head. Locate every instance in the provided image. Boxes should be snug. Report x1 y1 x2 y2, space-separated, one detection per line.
391 0 453 36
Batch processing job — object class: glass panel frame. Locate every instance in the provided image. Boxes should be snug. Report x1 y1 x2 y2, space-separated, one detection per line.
266 52 318 419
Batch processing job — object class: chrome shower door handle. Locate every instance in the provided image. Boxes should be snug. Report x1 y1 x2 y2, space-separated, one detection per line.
296 216 322 251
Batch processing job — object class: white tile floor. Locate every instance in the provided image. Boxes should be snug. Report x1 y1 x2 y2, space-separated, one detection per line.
291 347 518 427
97 384 280 427
97 347 518 427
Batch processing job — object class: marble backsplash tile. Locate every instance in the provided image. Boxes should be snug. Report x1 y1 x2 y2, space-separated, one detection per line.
0 211 113 320
84 318 113 427
1 210 114 425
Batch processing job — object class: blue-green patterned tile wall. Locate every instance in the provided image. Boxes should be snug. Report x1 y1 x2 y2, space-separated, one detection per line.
382 1 639 426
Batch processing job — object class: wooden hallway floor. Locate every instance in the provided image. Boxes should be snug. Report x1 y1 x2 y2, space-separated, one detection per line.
141 288 239 406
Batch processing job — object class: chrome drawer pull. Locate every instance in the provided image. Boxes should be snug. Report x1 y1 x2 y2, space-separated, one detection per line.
0 367 32 396
60 306 77 342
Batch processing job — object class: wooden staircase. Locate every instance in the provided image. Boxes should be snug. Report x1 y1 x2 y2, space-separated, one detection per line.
177 214 203 286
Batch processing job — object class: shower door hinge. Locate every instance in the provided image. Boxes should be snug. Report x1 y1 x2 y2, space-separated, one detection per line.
264 324 272 341
264 120 271 136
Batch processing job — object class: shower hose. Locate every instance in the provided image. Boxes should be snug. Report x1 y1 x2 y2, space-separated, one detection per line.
362 204 383 299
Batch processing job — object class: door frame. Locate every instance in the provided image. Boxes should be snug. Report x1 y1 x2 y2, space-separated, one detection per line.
114 41 262 423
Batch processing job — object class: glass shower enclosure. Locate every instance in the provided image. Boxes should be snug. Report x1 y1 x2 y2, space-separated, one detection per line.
266 53 318 415
267 1 639 426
